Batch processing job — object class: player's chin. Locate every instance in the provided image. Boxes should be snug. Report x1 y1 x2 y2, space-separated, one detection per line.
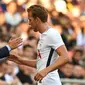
29 26 33 30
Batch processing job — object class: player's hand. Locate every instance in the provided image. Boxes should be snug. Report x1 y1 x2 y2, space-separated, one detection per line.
8 37 23 50
8 54 21 64
34 68 48 81
8 54 18 61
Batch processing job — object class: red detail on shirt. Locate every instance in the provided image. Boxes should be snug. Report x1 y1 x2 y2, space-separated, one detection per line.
38 50 42 59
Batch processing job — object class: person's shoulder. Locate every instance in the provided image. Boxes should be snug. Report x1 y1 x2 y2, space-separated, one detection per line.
47 28 60 36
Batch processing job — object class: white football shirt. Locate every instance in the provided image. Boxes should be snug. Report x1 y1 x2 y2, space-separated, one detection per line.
37 28 64 85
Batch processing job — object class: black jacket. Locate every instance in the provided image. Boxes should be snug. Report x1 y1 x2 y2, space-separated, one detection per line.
0 46 9 59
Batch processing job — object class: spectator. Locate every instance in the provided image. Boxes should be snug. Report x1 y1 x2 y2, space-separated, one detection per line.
72 49 83 65
5 1 22 26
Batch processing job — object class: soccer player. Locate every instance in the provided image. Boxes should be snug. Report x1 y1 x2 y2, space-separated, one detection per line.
8 5 69 85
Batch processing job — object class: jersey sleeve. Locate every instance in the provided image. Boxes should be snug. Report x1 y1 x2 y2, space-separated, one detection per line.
47 31 64 50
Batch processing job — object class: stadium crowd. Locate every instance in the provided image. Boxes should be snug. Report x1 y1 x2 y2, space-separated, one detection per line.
0 0 85 85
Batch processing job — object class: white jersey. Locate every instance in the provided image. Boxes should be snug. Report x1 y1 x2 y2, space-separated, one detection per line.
37 28 64 85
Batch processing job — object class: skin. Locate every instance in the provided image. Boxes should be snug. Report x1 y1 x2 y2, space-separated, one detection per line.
8 37 23 50
8 10 69 81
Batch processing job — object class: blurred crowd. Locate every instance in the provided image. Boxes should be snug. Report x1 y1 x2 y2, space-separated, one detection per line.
0 0 85 85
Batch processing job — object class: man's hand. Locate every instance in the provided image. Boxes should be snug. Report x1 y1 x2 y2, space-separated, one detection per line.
34 68 48 81
8 37 23 50
8 54 21 64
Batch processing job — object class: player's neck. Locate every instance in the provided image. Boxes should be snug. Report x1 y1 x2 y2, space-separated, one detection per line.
38 23 50 34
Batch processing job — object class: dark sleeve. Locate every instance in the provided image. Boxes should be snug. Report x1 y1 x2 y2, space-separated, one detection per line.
0 46 10 59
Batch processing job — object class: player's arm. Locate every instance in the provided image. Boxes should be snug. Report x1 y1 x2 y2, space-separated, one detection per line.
8 54 36 68
34 45 69 81
45 45 69 72
45 32 69 73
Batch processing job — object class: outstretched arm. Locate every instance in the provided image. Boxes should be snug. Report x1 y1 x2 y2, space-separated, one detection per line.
8 54 36 68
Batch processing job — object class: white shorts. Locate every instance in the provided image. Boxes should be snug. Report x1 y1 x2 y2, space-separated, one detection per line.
37 71 62 85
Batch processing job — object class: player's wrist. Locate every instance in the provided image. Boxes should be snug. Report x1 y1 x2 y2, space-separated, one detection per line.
46 66 52 73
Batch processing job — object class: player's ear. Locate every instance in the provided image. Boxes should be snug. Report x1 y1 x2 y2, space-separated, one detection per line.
36 17 41 23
